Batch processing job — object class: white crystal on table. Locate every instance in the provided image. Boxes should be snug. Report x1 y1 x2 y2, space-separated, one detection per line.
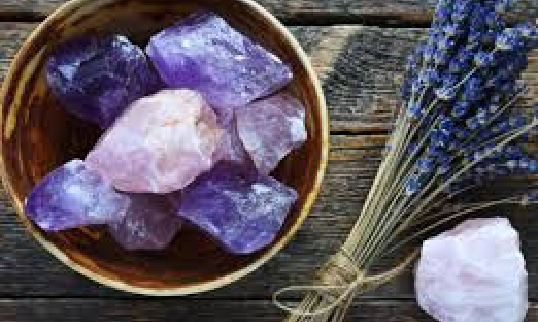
415 217 528 322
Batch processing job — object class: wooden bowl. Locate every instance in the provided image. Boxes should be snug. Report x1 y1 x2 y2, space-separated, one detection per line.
0 0 329 295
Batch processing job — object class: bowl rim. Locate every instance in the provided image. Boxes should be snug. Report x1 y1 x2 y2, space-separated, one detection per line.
0 0 330 296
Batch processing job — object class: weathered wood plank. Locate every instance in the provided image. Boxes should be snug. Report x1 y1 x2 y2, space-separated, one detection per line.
0 0 434 24
0 299 430 322
1 0 537 25
1 299 538 322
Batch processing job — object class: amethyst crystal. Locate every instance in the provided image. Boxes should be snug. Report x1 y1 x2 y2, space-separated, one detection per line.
145 12 293 113
109 194 182 251
236 93 307 174
215 115 250 165
46 34 161 128
169 162 298 254
25 160 130 231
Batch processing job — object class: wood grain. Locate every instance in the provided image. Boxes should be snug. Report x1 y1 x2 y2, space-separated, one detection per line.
2 0 537 24
0 0 435 24
0 299 432 322
2 299 538 322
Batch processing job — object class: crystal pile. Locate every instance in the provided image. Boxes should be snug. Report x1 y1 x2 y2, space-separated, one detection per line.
415 218 528 322
46 34 160 128
26 11 306 253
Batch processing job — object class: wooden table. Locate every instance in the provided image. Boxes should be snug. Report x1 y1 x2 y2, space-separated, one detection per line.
0 1 537 321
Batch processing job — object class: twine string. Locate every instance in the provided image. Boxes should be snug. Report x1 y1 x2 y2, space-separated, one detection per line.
273 249 419 317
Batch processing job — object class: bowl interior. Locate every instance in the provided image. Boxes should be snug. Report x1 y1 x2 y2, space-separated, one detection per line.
0 0 327 294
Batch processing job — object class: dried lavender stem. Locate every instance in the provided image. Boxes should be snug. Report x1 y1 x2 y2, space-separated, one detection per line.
408 120 538 222
384 196 525 256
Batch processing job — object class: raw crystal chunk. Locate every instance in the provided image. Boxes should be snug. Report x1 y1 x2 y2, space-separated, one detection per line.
25 160 130 231
146 12 293 111
86 89 224 194
169 162 298 254
46 34 161 128
215 115 250 165
109 194 182 251
415 217 528 322
236 93 307 174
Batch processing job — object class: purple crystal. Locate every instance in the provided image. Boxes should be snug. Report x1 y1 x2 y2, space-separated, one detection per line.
145 12 293 112
236 93 307 174
169 162 298 254
25 160 130 231
109 194 182 251
214 115 250 165
46 34 161 128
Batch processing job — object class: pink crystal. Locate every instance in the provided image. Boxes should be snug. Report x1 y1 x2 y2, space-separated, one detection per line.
415 217 528 322
109 194 182 251
236 93 307 174
87 89 224 194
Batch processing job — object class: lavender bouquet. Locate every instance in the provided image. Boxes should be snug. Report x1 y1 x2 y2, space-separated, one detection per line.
275 0 538 321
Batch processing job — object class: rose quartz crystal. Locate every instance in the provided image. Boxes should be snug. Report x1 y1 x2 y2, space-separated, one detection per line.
87 89 224 194
415 217 528 322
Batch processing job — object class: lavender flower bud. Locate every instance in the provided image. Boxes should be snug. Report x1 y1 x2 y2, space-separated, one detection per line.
434 49 450 65
451 0 472 22
438 37 457 52
451 101 471 118
495 0 513 14
418 158 436 173
496 29 521 50
474 52 495 67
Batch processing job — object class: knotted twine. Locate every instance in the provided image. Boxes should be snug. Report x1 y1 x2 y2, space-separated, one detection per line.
273 247 419 317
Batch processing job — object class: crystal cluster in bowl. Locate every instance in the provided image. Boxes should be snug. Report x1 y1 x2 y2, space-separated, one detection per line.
25 11 307 255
